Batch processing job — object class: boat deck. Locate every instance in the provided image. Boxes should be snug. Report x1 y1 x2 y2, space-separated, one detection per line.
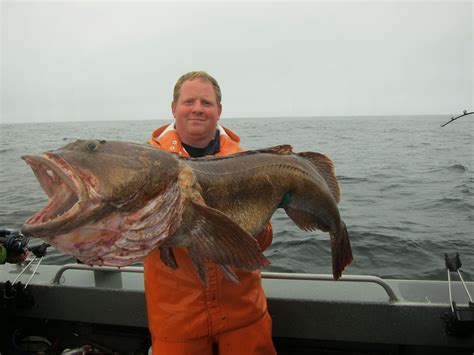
1 263 473 354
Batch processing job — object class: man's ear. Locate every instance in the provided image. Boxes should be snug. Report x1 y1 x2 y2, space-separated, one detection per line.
217 104 222 119
171 101 177 117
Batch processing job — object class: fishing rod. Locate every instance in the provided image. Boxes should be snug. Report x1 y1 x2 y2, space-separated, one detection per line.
444 253 474 337
441 110 473 127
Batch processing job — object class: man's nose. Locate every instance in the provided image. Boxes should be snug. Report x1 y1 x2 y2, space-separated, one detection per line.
191 101 204 112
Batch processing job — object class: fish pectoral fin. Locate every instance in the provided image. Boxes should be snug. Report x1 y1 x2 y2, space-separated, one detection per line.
218 265 240 284
159 247 178 269
187 201 270 284
298 151 340 203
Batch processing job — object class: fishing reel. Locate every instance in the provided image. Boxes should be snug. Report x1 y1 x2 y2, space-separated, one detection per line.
0 228 50 259
0 229 30 257
1 229 50 315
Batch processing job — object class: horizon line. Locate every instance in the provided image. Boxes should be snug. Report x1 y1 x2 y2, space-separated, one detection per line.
0 113 455 125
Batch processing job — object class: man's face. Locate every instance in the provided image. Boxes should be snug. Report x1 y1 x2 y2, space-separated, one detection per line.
172 79 222 146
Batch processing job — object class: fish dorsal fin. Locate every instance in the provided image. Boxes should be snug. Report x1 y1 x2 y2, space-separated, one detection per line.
255 145 293 155
298 152 341 203
179 145 294 162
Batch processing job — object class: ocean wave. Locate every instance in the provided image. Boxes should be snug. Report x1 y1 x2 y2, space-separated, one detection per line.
454 183 472 195
270 234 323 249
417 197 473 211
448 164 468 172
345 196 378 204
337 176 370 183
347 234 474 280
379 183 410 191
423 164 468 174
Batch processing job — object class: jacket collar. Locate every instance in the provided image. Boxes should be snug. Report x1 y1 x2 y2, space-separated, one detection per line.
156 122 229 140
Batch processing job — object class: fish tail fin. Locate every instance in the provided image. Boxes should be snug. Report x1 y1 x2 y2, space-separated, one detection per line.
186 201 270 285
330 221 353 280
297 151 340 203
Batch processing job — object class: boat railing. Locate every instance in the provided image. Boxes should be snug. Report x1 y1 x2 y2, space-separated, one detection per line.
50 264 399 302
51 264 144 288
261 272 399 302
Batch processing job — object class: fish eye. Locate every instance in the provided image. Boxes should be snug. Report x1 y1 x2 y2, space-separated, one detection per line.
85 140 100 152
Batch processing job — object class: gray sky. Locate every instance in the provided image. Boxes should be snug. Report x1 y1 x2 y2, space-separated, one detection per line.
1 0 472 123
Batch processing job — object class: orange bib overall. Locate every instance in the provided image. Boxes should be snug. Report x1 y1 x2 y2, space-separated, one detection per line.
144 124 276 355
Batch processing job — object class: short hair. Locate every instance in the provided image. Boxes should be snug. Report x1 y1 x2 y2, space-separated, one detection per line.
173 71 222 105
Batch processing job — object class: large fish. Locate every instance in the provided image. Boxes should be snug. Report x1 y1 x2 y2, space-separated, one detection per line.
21 140 352 283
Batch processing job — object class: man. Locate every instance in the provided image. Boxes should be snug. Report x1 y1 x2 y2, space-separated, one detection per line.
144 71 276 355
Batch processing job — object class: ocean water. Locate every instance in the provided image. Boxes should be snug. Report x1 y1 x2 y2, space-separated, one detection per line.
0 116 472 280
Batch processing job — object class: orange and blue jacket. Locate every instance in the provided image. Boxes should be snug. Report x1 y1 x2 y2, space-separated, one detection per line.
144 123 273 341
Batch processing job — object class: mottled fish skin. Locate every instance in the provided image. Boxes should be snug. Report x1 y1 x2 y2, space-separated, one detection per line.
21 140 269 284
22 140 185 266
21 140 352 283
184 145 352 279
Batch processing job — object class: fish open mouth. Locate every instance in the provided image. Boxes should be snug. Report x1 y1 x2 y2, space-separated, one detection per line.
22 154 84 232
